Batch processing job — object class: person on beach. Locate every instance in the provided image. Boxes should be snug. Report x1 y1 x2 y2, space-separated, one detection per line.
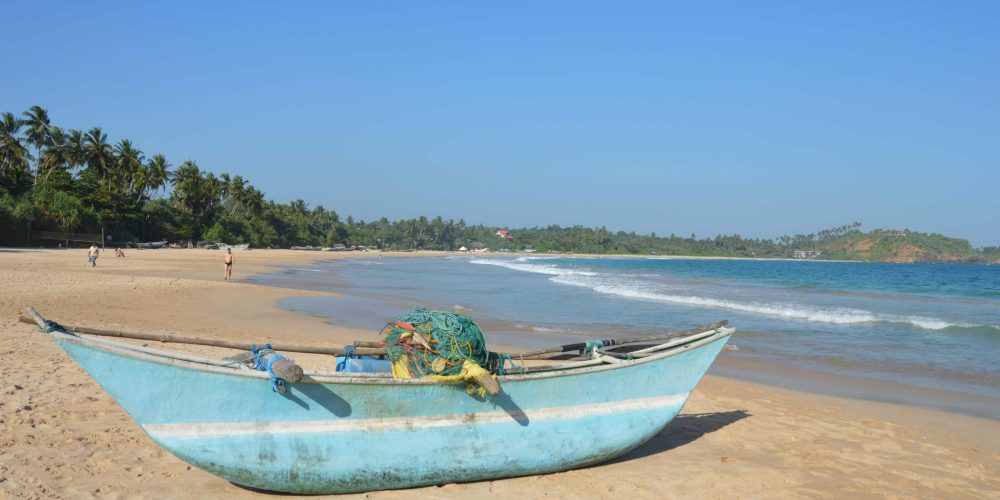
223 248 234 280
115 247 125 258
87 243 99 267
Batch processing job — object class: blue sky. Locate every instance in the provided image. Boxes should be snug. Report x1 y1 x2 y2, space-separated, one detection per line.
3 1 998 245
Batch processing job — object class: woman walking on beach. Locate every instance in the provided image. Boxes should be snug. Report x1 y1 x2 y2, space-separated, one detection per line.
223 248 234 280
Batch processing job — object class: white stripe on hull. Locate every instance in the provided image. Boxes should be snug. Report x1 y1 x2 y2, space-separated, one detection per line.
144 394 689 439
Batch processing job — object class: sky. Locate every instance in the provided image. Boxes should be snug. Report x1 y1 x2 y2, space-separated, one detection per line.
2 1 998 246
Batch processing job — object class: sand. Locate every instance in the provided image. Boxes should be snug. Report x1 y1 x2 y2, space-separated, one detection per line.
1 248 997 499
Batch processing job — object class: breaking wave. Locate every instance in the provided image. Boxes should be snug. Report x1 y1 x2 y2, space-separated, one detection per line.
470 258 597 276
471 258 995 332
553 275 982 330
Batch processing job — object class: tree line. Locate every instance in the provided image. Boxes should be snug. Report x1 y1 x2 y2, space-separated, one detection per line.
1 106 994 262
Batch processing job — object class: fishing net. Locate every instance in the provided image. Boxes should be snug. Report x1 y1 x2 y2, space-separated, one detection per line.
380 307 510 378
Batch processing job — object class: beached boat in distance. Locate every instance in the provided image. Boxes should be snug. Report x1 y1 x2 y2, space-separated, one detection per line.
134 240 168 249
216 243 250 251
20 308 733 494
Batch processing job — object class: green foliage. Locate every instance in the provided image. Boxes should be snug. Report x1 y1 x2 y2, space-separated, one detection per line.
1 112 31 182
0 105 991 263
204 217 247 244
980 247 1000 262
28 187 100 233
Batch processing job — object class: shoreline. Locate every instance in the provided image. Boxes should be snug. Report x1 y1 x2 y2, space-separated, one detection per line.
10 245 996 265
361 249 994 265
255 255 1000 421
713 356 1000 421
1 249 998 497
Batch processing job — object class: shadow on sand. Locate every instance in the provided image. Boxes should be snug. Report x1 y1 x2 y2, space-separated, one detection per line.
606 409 751 464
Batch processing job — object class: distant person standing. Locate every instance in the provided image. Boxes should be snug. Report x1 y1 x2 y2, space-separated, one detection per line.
223 248 234 280
87 243 100 267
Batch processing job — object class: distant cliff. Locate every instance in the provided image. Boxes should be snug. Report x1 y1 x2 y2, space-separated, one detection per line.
810 231 992 263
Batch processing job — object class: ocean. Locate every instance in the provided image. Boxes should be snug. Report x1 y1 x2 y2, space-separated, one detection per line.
249 256 1000 418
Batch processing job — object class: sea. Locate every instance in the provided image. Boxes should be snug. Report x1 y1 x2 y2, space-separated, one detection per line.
249 256 1000 419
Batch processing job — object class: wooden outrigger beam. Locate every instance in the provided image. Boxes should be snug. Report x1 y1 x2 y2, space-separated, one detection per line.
511 320 728 359
19 311 384 358
21 313 726 361
20 309 725 397
21 308 312 384
20 307 499 394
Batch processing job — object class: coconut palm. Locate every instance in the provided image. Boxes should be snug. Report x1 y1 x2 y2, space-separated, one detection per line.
113 139 144 192
131 163 152 204
38 126 73 186
82 127 112 183
144 154 170 198
1 112 29 176
65 129 86 171
225 175 248 217
170 160 213 221
21 106 51 185
242 187 264 222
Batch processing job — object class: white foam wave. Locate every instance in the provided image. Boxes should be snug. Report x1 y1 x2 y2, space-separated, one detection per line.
470 259 597 276
470 256 987 331
548 275 978 331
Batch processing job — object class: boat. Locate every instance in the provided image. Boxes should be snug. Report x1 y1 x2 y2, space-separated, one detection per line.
20 308 733 494
135 240 168 249
216 243 250 251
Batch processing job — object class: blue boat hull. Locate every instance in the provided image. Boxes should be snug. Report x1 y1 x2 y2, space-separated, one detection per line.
54 331 730 493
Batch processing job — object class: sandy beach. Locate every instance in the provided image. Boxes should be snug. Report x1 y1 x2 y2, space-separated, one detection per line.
1 249 998 499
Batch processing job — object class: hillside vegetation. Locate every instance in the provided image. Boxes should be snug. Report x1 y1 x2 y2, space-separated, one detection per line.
481 224 992 263
1 106 994 263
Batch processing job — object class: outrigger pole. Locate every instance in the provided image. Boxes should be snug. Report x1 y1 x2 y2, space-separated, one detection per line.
20 310 726 361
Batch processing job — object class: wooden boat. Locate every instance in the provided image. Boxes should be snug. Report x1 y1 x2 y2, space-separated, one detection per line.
22 309 733 494
217 243 250 251
135 240 168 249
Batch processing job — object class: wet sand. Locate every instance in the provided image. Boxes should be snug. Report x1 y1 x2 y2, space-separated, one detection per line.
1 248 998 498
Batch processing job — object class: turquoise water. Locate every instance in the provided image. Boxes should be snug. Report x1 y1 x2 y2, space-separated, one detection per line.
251 256 1000 417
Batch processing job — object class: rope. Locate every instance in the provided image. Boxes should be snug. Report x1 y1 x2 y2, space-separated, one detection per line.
336 344 356 372
40 320 77 337
486 352 526 376
252 343 289 394
581 340 604 359
221 351 256 366
380 307 520 377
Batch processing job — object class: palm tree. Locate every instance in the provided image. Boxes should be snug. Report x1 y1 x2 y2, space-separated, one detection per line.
82 127 112 182
38 126 73 186
226 175 248 217
205 172 223 211
65 129 86 171
1 112 29 175
129 154 169 204
144 154 170 199
21 106 51 185
242 187 264 222
290 198 308 215
171 160 213 219
132 163 152 203
112 138 144 192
